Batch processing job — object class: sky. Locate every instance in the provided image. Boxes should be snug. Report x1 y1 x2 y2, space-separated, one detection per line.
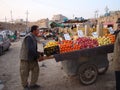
0 0 120 22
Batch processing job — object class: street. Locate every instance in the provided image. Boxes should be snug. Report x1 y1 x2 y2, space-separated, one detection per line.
0 38 116 90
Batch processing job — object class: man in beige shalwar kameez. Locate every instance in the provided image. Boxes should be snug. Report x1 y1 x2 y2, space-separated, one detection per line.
113 23 120 90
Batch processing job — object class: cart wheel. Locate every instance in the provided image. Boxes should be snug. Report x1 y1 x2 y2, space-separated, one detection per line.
98 66 109 75
78 64 98 85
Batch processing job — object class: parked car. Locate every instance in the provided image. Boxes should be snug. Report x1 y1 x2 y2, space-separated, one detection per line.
20 31 27 37
0 30 15 41
0 34 11 55
0 30 14 36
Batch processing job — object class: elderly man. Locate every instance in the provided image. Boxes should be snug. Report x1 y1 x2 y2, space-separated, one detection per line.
113 23 120 90
20 25 43 90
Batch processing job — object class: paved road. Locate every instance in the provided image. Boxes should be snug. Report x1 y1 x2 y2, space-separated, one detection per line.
0 38 116 90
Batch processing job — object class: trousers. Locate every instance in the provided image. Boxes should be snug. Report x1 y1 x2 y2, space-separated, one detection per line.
115 71 120 90
20 60 39 87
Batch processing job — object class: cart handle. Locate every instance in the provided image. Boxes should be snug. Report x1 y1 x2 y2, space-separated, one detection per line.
38 55 54 62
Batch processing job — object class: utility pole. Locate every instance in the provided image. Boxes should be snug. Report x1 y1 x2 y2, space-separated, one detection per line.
5 16 7 29
94 10 99 19
105 6 109 22
10 10 13 23
25 10 29 32
96 10 99 18
94 11 97 19
5 16 7 22
73 14 74 19
26 10 29 25
105 6 109 14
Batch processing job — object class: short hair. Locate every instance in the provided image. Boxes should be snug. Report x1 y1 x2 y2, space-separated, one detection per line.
116 18 120 23
30 25 39 32
118 23 120 26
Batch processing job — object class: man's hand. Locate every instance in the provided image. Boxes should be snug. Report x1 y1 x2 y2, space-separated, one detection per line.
38 52 44 56
38 56 44 62
38 55 54 62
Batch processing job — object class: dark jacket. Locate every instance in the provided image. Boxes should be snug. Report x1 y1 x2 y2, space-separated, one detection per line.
113 32 120 71
113 30 120 38
20 33 39 61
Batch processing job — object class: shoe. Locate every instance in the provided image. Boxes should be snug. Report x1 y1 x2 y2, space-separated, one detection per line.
29 84 40 89
23 85 30 90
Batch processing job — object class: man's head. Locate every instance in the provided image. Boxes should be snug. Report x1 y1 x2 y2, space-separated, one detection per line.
117 23 120 30
30 25 39 36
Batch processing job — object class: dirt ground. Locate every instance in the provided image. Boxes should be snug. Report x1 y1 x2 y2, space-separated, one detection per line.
0 38 116 90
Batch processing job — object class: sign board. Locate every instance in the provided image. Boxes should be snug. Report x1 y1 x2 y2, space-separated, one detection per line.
77 30 84 37
64 33 71 40
92 32 98 38
108 27 114 34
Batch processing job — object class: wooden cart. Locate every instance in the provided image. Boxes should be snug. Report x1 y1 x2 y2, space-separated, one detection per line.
54 44 114 85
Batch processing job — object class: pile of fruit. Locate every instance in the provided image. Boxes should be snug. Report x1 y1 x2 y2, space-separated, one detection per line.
104 34 115 44
43 34 115 55
96 37 111 46
96 34 115 46
44 41 58 48
75 37 99 49
59 40 80 53
44 41 59 56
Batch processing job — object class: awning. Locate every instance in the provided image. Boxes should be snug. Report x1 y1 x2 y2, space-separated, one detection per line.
103 22 115 25
63 19 88 23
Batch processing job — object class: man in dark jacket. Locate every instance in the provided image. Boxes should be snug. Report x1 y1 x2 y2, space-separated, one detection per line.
20 25 43 90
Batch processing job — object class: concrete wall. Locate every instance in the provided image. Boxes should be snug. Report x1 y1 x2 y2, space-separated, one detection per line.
0 22 26 32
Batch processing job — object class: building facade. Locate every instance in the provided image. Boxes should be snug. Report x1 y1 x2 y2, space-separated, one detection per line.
28 18 49 28
98 10 120 29
52 14 68 23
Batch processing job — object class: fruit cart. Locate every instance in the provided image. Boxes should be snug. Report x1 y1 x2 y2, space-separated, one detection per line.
53 44 114 85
